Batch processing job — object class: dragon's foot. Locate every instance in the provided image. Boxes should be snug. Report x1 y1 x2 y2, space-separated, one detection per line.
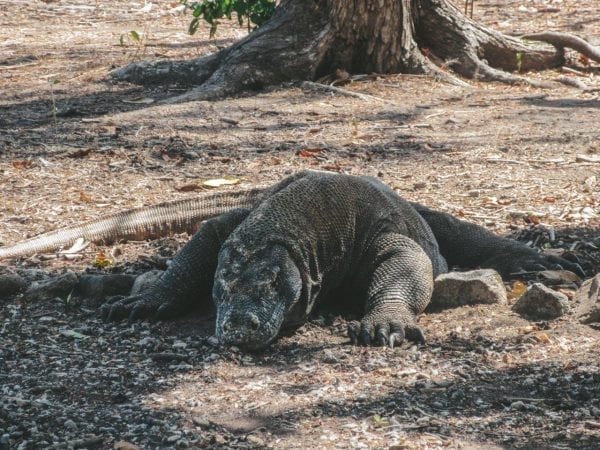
347 311 425 348
485 251 585 279
101 292 178 322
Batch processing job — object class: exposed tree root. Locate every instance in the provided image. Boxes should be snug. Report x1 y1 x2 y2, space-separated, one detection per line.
110 0 595 103
554 76 598 92
301 81 387 102
521 32 600 63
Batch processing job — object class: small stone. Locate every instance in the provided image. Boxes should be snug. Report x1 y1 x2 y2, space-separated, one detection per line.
184 151 200 160
429 269 506 310
246 435 265 446
192 416 211 428
114 441 142 450
510 401 525 410
172 340 187 350
166 434 181 443
573 274 600 327
512 283 570 320
321 349 339 364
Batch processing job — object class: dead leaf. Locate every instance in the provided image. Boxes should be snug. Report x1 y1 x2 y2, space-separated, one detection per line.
584 175 596 192
59 237 89 257
576 154 600 163
320 164 342 172
518 325 540 334
175 183 203 192
92 250 112 269
66 148 91 158
79 191 93 203
557 288 575 300
508 280 528 301
533 332 551 344
12 159 33 169
538 270 582 284
502 353 516 364
389 439 412 450
122 96 154 104
579 54 591 66
203 177 240 188
114 441 142 450
371 414 390 428
297 148 324 158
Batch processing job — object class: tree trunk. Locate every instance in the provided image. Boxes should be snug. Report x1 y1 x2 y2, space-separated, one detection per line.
112 0 593 102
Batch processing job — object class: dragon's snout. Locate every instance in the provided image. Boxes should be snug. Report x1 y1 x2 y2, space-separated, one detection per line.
220 311 261 333
217 310 277 349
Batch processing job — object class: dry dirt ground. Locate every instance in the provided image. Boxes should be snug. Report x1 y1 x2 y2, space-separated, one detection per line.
1 0 600 449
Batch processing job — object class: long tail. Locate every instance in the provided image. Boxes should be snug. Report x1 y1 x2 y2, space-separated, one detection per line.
0 188 264 259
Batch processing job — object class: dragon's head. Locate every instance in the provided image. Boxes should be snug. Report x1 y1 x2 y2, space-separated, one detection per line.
213 243 302 350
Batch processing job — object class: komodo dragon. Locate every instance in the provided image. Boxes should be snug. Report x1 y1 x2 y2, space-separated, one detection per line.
1 171 583 349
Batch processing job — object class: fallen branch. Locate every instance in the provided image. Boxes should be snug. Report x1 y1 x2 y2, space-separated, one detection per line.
554 76 598 92
301 81 386 102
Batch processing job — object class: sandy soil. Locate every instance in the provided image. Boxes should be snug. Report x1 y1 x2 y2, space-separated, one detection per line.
0 1 599 448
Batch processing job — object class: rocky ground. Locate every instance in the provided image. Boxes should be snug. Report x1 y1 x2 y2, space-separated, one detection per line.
1 0 599 448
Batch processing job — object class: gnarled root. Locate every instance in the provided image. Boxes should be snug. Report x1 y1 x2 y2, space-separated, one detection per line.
521 32 600 63
416 0 564 87
110 0 596 103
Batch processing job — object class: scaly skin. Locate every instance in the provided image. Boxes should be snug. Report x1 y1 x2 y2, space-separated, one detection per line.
0 189 263 259
103 171 583 350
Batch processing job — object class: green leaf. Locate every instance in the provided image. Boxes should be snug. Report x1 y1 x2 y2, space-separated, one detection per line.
189 17 200 35
130 30 141 42
516 51 524 72
183 0 276 37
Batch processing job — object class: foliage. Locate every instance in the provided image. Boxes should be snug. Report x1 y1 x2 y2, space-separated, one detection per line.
181 0 276 38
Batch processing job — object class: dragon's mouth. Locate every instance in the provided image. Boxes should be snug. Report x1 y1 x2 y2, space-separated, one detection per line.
215 301 286 350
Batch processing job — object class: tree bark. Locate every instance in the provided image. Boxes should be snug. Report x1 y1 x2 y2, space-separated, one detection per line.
112 0 595 102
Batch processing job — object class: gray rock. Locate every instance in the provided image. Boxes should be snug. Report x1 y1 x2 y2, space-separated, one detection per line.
512 283 570 320
131 270 163 296
24 272 79 302
0 273 28 299
428 269 507 310
76 274 136 306
573 274 600 327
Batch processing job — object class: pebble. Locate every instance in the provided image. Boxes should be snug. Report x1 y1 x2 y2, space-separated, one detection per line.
512 283 570 319
429 269 506 309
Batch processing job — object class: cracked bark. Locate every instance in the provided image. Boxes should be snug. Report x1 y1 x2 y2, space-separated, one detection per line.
111 0 596 102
